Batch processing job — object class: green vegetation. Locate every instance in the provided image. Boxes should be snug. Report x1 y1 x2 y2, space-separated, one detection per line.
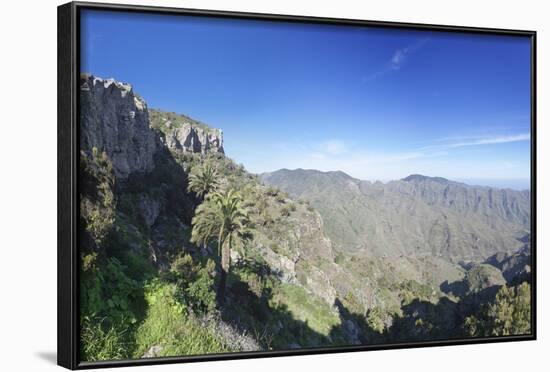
79 252 142 361
464 282 531 337
274 284 340 337
80 147 116 247
134 279 232 357
81 316 131 362
187 161 220 200
191 189 251 302
464 264 506 293
396 280 438 305
149 109 215 135
366 307 386 334
79 104 532 361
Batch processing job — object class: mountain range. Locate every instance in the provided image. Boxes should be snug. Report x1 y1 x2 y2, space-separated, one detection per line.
261 169 530 262
78 74 532 361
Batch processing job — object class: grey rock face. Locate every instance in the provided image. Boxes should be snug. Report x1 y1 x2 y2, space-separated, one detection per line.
165 125 224 155
80 74 225 178
137 193 162 227
80 74 159 179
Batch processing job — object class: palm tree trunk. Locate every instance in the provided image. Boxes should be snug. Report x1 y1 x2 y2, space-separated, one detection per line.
218 257 227 304
217 223 226 304
219 234 232 305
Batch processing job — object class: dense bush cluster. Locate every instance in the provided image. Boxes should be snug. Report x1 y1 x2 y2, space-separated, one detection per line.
464 282 531 337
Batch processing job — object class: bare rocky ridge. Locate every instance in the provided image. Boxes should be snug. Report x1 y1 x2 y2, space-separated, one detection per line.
397 174 530 227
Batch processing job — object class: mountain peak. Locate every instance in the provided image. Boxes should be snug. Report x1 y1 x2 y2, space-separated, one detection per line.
402 174 450 184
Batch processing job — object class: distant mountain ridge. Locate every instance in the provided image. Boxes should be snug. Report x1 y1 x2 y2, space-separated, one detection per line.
402 174 451 184
261 169 530 262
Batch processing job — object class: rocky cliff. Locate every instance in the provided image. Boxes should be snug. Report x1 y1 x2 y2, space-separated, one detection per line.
80 74 159 179
149 109 224 155
79 74 224 179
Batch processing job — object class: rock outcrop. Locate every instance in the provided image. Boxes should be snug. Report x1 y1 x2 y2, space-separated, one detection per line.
80 74 159 179
80 74 224 179
165 125 224 155
149 109 224 155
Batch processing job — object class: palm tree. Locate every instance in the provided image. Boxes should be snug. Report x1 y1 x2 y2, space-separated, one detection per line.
191 189 250 303
187 161 220 200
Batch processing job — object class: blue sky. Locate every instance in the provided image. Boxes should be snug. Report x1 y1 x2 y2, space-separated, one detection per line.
81 10 532 189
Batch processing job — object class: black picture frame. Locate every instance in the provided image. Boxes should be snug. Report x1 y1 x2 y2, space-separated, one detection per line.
58 1 537 370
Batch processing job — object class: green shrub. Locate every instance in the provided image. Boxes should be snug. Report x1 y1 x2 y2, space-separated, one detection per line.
185 259 217 313
396 280 436 305
169 254 217 313
80 316 132 361
464 282 531 337
171 254 195 278
80 256 140 323
134 279 231 357
80 148 116 248
366 306 385 334
342 291 363 315
134 279 185 355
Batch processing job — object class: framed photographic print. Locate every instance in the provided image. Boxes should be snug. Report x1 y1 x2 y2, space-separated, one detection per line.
58 1 536 369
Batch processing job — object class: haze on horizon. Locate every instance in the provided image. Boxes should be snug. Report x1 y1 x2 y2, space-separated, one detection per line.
81 9 532 191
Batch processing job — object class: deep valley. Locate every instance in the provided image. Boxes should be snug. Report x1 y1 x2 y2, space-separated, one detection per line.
78 74 532 361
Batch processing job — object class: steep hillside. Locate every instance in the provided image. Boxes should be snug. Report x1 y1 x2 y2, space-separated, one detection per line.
261 169 530 262
78 74 360 359
78 74 532 361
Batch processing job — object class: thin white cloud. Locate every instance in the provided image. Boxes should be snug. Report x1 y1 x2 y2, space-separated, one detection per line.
446 133 530 148
363 38 430 82
317 140 348 155
391 49 406 67
419 133 530 151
